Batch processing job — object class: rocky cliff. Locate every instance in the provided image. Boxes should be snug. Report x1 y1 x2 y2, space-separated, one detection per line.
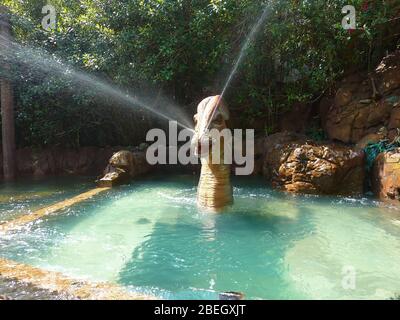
0 147 147 179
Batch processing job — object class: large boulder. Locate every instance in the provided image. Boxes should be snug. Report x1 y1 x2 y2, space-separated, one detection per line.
263 132 365 195
324 51 400 144
372 149 400 202
97 150 151 187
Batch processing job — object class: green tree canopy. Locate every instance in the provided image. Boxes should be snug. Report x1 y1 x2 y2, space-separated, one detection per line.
1 0 398 147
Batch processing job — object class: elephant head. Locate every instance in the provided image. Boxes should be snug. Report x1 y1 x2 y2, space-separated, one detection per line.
192 95 230 157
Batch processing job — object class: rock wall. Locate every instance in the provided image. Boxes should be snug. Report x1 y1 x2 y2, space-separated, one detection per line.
324 51 400 144
372 149 400 202
0 147 148 179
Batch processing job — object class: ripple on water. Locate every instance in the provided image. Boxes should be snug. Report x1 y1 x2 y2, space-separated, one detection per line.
1 175 400 300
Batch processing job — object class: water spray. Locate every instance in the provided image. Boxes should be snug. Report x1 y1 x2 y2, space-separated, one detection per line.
0 34 193 131
202 4 270 137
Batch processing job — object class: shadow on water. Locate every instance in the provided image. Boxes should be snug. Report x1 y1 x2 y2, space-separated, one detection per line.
117 178 311 300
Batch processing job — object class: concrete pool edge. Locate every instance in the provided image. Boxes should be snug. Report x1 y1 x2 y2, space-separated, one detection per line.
0 187 110 233
0 258 156 300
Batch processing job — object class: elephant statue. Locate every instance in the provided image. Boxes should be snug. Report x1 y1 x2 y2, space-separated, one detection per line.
192 95 233 212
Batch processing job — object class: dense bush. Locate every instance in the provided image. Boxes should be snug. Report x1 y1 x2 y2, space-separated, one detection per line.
1 0 399 147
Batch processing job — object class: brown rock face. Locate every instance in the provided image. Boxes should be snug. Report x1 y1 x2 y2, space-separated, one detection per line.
324 51 400 144
279 102 312 133
263 132 365 195
252 136 265 176
372 149 400 202
97 150 150 187
355 129 387 151
0 147 153 181
376 52 400 95
0 147 122 179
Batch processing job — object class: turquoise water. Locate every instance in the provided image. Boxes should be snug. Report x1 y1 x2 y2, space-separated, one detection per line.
0 176 93 223
1 175 400 300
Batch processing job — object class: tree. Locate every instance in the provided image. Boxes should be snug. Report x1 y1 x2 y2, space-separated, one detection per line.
0 5 16 180
1 0 398 149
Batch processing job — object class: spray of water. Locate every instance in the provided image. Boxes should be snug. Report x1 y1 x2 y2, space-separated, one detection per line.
203 4 270 134
0 34 193 131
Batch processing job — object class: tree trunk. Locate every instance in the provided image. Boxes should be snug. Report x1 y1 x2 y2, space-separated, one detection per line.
0 5 16 181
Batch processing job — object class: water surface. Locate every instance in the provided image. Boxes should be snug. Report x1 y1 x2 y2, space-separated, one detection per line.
1 175 400 300
0 176 93 223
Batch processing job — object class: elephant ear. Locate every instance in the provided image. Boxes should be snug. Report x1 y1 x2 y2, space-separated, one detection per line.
196 96 215 135
197 96 213 114
207 96 229 122
195 95 229 138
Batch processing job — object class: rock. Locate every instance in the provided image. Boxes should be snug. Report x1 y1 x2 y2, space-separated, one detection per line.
97 170 130 188
262 131 310 181
131 151 151 177
57 151 69 174
388 106 400 140
279 102 313 133
253 136 265 176
109 150 136 175
319 94 334 131
376 51 400 95
355 128 387 151
324 51 400 144
372 149 400 202
0 146 154 182
359 99 372 104
263 132 365 195
325 97 393 144
93 147 119 175
335 87 353 107
97 150 151 187
32 149 56 176
76 147 98 174
0 146 152 181
16 148 34 175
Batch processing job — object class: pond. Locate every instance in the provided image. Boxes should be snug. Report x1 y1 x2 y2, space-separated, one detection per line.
1 175 400 300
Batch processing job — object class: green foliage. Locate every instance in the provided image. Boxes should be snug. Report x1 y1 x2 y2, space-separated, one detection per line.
1 0 399 147
306 125 327 142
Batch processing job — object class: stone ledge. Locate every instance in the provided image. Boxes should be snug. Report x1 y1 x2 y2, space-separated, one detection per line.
0 258 155 300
